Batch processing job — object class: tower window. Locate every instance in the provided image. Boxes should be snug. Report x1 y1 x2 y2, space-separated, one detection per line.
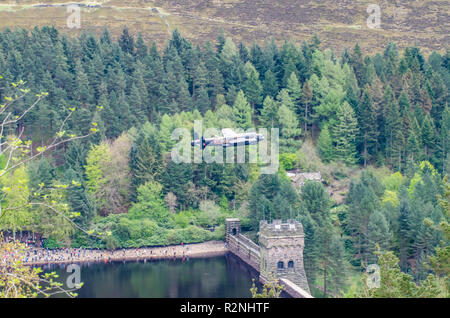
277 261 284 269
288 260 294 268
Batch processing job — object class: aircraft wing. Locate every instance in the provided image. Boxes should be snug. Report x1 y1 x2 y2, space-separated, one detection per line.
222 128 237 139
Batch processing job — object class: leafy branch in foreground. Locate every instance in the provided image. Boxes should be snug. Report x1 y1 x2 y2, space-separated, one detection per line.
0 78 99 298
0 80 98 178
0 235 82 298
250 274 285 298
359 248 447 298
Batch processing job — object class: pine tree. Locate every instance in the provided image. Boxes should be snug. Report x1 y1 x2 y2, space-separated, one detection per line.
135 33 148 60
262 69 279 98
103 91 121 138
74 60 92 105
195 86 210 114
129 84 145 121
398 91 411 116
422 115 437 161
208 68 225 107
260 96 279 128
193 61 208 102
63 168 96 227
28 157 56 194
159 114 175 153
178 77 194 113
117 91 136 130
301 80 313 135
162 161 193 210
220 37 237 63
276 89 295 112
357 89 377 166
278 104 302 152
243 61 263 112
286 72 302 115
318 125 334 162
248 174 287 229
326 234 348 296
350 43 365 87
238 41 250 63
439 107 450 175
300 181 348 296
346 172 383 266
118 27 135 55
132 61 150 115
130 130 164 201
383 86 402 166
391 129 405 171
333 102 358 165
64 139 88 174
398 195 413 272
232 90 253 129
367 210 392 263
406 130 421 164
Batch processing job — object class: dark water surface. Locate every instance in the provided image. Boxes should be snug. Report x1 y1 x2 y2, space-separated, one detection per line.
43 253 262 298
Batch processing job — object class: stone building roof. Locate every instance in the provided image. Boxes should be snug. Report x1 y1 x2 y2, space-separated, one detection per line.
286 170 322 188
259 219 304 237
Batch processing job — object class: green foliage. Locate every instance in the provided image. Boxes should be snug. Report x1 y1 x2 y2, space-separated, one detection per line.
42 237 64 249
0 166 32 235
128 182 173 227
333 102 358 165
279 153 297 171
85 143 111 195
0 29 449 299
278 103 302 152
383 172 405 192
382 190 400 207
248 173 298 230
361 250 444 298
232 90 253 129
250 274 284 298
260 96 278 128
299 181 349 296
317 125 334 162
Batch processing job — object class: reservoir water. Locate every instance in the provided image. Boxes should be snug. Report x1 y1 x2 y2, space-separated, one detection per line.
43 253 263 298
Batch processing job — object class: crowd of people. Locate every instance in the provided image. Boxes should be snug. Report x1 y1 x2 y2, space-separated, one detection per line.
2 233 45 248
1 232 227 266
2 245 191 266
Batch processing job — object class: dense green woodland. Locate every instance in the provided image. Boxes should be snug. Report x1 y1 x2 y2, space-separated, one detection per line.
0 26 448 297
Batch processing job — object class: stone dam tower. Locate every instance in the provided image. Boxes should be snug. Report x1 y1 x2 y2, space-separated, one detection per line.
226 218 311 296
258 219 309 293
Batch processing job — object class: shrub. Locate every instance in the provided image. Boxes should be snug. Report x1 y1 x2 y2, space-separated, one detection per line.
181 226 213 243
174 211 193 228
212 224 226 240
197 200 221 227
43 237 63 249
279 153 297 171
383 172 405 192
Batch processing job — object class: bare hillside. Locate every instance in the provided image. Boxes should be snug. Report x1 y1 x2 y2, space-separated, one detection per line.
0 0 448 53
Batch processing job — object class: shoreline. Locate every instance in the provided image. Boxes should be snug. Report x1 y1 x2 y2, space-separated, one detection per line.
19 240 228 266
